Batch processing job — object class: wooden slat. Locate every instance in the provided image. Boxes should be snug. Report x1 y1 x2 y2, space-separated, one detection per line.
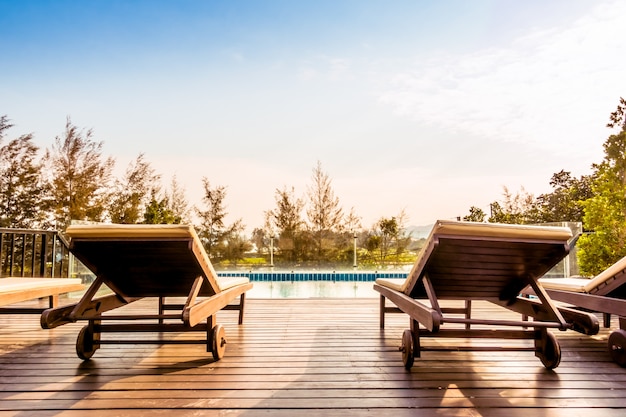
0 296 625 416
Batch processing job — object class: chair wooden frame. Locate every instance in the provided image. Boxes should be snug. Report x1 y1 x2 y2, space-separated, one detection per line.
40 224 252 361
374 220 599 370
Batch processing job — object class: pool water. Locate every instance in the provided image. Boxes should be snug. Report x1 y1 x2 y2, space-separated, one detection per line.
246 281 380 298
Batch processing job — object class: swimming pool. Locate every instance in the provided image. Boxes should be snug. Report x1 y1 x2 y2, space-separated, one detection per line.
216 271 408 298
217 270 408 282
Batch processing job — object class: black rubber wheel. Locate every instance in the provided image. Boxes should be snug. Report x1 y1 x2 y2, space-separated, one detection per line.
211 324 226 360
536 331 561 370
401 329 415 370
76 325 96 360
608 329 626 367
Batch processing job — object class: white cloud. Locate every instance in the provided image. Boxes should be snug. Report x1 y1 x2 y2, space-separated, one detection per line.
379 0 626 158
328 58 352 81
297 56 353 82
297 66 318 81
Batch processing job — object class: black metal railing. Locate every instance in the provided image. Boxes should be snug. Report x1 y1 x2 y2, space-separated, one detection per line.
0 228 71 278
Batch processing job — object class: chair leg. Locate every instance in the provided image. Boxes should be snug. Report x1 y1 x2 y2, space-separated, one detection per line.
238 293 246 325
379 295 386 329
605 313 612 328
47 294 59 309
206 315 215 353
158 297 165 325
410 318 421 359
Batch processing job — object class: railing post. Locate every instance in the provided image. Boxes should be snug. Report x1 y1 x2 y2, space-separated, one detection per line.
9 233 15 277
0 232 4 277
20 233 26 277
40 233 48 277
51 234 57 278
59 238 66 277
30 233 36 277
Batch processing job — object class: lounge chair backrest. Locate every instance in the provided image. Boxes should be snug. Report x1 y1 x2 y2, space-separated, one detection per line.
401 220 573 300
65 224 222 297
582 255 626 295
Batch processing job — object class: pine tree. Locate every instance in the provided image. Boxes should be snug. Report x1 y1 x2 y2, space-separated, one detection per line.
45 118 115 229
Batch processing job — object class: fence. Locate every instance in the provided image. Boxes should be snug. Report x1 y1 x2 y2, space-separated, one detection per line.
0 228 71 278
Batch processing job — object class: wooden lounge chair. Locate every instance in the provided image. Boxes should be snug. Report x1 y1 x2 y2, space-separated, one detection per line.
0 277 83 314
41 224 252 361
374 220 599 370
530 256 626 366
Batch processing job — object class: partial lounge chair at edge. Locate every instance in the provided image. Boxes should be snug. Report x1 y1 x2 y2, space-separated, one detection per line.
528 257 626 366
374 220 599 370
0 277 84 314
41 224 252 361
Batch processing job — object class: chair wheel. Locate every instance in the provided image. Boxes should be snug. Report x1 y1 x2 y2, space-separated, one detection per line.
536 330 561 370
211 324 226 360
76 325 97 360
608 329 626 367
401 329 415 370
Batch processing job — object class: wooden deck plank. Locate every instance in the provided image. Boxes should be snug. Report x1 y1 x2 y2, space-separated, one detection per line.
0 297 624 416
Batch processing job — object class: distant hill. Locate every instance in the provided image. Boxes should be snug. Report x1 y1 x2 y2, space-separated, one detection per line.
405 224 434 240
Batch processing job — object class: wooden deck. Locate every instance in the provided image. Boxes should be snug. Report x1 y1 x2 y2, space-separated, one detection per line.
1 296 625 416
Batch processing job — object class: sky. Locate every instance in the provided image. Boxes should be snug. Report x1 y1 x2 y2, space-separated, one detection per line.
1 0 625 232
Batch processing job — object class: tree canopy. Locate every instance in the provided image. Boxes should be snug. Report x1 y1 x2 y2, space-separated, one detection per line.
0 120 48 228
577 98 626 275
306 161 345 263
109 153 159 224
45 118 115 229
